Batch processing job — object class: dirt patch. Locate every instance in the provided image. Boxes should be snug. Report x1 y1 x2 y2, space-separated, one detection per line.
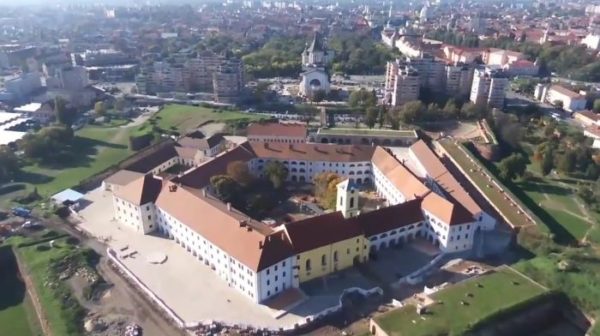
198 122 225 136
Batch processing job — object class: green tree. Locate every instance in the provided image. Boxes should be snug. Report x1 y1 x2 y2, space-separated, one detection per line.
226 160 253 186
541 149 555 176
20 126 74 163
54 97 76 126
553 100 564 110
311 89 326 103
593 99 600 113
0 146 19 182
210 175 240 203
348 89 377 109
365 106 378 128
585 163 600 180
577 185 594 205
498 153 527 180
264 161 288 189
460 102 488 120
557 150 576 173
94 101 107 116
398 101 424 124
442 99 459 119
115 96 126 112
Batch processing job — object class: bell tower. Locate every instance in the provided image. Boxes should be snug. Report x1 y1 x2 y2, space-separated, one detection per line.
336 179 359 218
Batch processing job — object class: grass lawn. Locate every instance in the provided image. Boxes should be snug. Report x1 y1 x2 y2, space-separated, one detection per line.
7 233 94 336
374 267 548 336
152 104 265 134
439 140 543 229
0 246 42 336
4 125 133 205
517 180 591 241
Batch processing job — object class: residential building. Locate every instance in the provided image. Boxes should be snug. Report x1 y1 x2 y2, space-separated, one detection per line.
136 56 244 101
4 72 43 101
583 33 600 50
574 110 600 127
213 59 244 103
469 67 508 108
384 61 420 106
538 85 587 112
405 55 446 92
13 102 54 124
81 49 135 67
445 63 474 97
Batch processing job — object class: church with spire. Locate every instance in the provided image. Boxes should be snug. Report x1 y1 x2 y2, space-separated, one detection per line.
299 32 333 98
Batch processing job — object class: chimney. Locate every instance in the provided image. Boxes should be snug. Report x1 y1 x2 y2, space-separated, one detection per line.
202 189 206 197
227 202 231 211
247 226 252 232
239 220 246 227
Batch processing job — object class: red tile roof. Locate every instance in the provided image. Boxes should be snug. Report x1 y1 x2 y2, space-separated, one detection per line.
247 122 307 138
422 192 473 226
174 143 256 189
351 198 424 237
371 147 430 200
249 142 376 163
114 174 163 206
283 212 363 254
155 182 294 271
409 140 482 217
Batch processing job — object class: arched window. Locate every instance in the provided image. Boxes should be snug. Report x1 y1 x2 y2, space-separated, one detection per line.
321 254 327 266
350 197 355 208
306 259 311 271
333 251 338 262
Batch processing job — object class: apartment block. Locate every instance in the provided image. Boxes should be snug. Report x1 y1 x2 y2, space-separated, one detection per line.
385 61 420 106
469 67 508 108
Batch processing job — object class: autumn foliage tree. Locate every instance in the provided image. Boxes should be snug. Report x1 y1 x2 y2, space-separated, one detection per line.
314 172 342 209
226 160 253 186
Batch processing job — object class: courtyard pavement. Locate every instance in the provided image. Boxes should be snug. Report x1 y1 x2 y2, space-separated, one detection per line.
368 242 438 284
76 188 380 329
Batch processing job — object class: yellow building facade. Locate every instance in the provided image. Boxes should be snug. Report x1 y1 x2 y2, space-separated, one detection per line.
295 235 368 283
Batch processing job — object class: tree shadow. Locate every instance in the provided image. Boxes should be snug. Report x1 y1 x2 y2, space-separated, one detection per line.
0 246 27 312
34 136 128 170
466 146 578 245
15 170 53 185
517 181 572 197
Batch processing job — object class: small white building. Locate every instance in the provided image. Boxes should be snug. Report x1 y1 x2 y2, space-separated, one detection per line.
540 85 587 112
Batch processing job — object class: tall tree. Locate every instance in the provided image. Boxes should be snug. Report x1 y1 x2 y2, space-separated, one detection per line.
593 99 600 113
94 101 107 116
54 97 76 126
398 100 424 124
498 153 527 180
557 150 576 173
348 89 377 109
365 106 378 128
226 161 253 186
264 161 288 189
0 146 19 182
210 175 240 203
541 149 555 176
